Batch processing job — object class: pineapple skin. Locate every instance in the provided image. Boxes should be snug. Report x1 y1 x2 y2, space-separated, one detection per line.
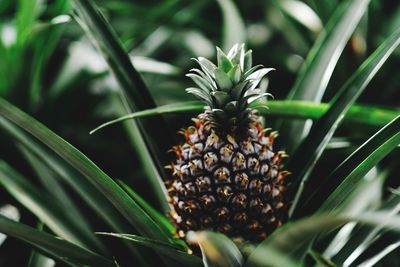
166 112 289 242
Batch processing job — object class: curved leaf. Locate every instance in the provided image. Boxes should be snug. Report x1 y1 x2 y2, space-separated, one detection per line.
71 0 171 212
247 212 400 267
0 161 106 253
288 28 400 218
281 0 371 152
0 117 134 237
316 116 400 214
90 100 398 135
0 215 114 267
187 231 244 267
0 97 171 243
216 0 246 50
96 232 202 267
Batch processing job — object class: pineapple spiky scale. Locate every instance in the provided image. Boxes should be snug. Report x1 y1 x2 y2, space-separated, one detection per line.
166 44 289 242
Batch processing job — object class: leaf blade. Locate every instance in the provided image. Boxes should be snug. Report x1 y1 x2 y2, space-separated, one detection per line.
0 97 171 243
0 215 114 266
187 231 244 267
317 116 400 214
0 160 106 253
288 28 400 218
281 0 371 153
216 0 246 50
90 100 398 134
71 0 171 212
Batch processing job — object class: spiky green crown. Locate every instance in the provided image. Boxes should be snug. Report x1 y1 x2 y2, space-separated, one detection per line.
186 43 274 134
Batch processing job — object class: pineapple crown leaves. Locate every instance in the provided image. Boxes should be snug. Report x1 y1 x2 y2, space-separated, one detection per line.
185 44 274 132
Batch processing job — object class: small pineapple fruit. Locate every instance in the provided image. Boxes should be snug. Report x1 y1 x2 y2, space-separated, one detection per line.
166 44 289 242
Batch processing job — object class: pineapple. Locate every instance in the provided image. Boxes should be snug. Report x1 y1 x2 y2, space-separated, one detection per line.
166 44 290 242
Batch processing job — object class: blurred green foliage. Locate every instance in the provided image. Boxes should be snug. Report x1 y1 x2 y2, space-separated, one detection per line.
0 0 399 266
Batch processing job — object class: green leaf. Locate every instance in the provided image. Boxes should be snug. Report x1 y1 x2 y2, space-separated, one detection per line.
308 250 337 267
71 0 171 212
245 247 299 267
247 212 400 267
330 192 400 265
0 215 114 266
90 101 204 135
0 117 135 238
228 43 245 67
216 47 233 73
16 0 43 47
243 50 252 72
89 100 398 135
187 231 243 267
288 28 400 218
276 0 322 34
0 204 20 246
212 91 230 107
28 251 55 267
116 180 182 247
357 241 400 267
27 223 56 267
0 161 106 253
281 0 371 153
214 68 233 91
216 0 246 51
321 187 397 263
227 65 241 84
18 146 94 232
0 97 171 243
28 11 71 109
187 73 216 92
316 116 400 214
197 57 218 78
97 232 202 267
130 56 180 76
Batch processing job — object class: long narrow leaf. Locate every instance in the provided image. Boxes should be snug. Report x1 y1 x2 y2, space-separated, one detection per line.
0 215 114 266
71 0 171 211
316 116 400 214
281 0 371 152
18 146 102 239
0 116 149 263
216 0 246 50
0 161 106 253
247 212 400 267
116 180 177 240
96 232 202 267
187 231 244 267
0 117 133 234
288 28 400 218
357 241 400 267
0 97 171 243
90 100 398 134
330 192 400 265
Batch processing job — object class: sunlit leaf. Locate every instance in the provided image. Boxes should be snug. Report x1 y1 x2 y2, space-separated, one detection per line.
90 100 398 134
280 0 371 153
187 231 243 267
288 28 400 218
247 212 400 267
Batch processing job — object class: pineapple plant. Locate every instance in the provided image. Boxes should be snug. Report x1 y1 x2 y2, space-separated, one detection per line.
0 0 400 266
166 44 289 242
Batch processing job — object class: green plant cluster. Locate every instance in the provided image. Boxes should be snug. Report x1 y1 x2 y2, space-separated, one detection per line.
0 0 399 266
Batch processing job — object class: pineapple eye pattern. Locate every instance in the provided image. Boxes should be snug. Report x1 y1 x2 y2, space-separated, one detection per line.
167 122 289 241
166 44 289 242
